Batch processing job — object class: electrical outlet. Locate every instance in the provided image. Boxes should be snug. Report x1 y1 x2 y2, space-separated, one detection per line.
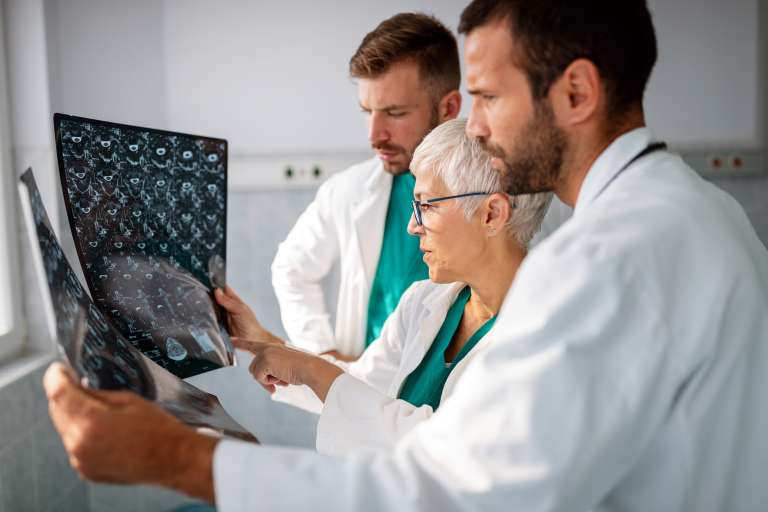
707 155 725 172
727 154 745 171
229 153 370 191
681 149 765 177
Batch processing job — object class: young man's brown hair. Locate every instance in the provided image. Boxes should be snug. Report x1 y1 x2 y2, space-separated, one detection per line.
349 12 461 99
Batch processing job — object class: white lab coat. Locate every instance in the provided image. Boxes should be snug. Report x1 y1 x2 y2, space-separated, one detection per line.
317 280 475 455
270 157 571 358
214 127 768 512
271 157 390 357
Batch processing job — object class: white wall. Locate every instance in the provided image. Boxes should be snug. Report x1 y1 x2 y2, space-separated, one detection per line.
646 0 760 147
44 0 167 129
44 0 763 157
162 0 470 154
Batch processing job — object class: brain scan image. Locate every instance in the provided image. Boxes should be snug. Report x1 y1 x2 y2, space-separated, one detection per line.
20 170 154 398
20 169 257 443
54 114 233 379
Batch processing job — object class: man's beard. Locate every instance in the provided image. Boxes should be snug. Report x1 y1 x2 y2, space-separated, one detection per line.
480 100 567 195
374 104 440 175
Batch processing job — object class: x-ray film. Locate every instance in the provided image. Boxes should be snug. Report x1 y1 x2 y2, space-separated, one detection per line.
54 114 233 378
20 169 256 443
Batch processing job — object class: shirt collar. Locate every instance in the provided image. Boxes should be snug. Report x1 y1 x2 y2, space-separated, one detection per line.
363 158 389 192
574 127 653 215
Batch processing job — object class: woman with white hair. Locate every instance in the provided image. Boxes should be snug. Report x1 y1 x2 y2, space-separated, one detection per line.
216 118 552 454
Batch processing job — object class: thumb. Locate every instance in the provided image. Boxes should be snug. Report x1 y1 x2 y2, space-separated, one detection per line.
44 362 104 416
214 287 231 305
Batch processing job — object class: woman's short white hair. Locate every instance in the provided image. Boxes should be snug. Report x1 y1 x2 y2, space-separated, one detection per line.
411 118 552 246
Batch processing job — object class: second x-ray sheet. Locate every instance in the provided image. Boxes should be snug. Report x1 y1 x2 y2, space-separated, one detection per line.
54 113 233 378
20 169 256 443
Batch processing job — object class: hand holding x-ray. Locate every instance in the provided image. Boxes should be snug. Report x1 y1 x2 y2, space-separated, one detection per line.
214 285 284 345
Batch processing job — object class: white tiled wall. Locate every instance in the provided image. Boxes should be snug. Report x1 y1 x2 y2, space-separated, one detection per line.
710 176 768 246
226 189 341 340
0 360 89 511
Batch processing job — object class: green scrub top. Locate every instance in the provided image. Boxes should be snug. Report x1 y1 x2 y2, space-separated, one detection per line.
364 172 430 347
398 286 496 410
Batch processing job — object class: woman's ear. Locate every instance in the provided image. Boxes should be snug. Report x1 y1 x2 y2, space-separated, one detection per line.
483 193 512 236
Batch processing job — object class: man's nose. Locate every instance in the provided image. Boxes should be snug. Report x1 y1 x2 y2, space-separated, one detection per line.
466 102 490 140
369 112 390 144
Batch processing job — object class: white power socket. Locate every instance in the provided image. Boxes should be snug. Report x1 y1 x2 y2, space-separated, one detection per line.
681 149 764 177
228 152 372 191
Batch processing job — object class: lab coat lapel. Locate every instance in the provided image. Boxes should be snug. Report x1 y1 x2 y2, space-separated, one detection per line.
398 282 466 379
351 164 391 284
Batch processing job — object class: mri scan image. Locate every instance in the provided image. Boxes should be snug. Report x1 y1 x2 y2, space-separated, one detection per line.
20 169 256 442
54 114 234 378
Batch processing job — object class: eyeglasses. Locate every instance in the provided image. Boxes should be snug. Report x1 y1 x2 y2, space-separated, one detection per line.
411 192 491 227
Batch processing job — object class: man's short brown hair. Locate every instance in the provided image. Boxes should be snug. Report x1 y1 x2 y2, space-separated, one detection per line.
349 12 460 99
458 0 657 118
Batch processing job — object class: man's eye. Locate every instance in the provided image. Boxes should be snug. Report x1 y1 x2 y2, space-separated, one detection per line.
419 203 432 211
388 111 406 118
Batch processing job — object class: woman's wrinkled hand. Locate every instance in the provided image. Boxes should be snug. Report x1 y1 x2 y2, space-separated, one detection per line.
233 338 343 402
214 285 283 345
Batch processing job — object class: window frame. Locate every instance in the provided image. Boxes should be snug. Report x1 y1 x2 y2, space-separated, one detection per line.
0 2 26 361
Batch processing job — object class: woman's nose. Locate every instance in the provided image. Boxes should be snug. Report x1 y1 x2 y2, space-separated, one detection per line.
407 212 422 236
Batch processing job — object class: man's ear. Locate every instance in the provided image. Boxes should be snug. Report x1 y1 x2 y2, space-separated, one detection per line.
549 58 602 127
438 90 462 122
483 193 512 236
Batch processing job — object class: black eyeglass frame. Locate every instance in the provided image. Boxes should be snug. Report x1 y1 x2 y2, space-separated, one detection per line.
411 192 492 227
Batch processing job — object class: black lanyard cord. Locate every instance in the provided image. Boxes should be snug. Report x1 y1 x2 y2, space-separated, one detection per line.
592 141 668 201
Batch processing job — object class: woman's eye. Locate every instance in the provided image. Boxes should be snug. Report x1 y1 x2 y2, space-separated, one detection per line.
419 203 432 211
